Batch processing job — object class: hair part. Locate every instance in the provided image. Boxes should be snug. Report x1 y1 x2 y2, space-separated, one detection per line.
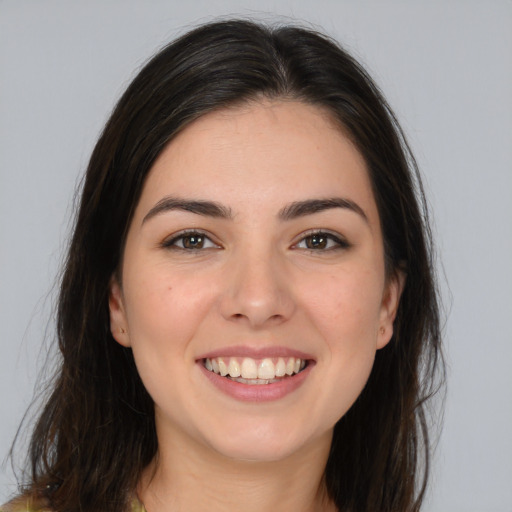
15 19 443 512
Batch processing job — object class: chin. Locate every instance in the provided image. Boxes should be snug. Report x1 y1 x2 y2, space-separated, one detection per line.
203 420 330 463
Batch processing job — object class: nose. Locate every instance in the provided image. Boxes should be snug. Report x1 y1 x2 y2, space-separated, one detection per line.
219 247 296 328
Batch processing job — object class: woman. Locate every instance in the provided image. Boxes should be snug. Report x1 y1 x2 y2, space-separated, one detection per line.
3 19 443 512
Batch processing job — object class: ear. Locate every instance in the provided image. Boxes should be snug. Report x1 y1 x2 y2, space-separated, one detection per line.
377 270 406 349
109 277 131 347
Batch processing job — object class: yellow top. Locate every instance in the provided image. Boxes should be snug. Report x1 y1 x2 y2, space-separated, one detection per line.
0 495 146 512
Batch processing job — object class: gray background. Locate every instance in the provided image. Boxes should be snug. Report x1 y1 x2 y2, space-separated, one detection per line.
1 1 511 510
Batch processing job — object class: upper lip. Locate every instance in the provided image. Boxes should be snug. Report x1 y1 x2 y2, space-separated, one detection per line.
196 345 315 361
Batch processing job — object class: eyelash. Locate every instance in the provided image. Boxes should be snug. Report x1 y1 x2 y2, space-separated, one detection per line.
293 230 351 251
161 229 350 252
161 230 219 251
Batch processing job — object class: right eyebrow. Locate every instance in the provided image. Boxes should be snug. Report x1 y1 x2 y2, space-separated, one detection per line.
142 196 233 225
278 197 369 224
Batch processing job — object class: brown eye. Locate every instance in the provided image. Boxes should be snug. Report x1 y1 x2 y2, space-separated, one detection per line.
182 234 205 249
163 231 218 250
305 234 328 249
295 231 350 251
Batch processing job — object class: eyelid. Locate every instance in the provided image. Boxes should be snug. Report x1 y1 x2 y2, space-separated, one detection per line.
291 229 351 251
161 229 221 250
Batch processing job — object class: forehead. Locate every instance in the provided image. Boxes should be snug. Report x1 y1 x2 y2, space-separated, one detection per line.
135 100 379 225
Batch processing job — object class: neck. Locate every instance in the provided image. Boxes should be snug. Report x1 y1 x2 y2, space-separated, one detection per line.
138 427 336 512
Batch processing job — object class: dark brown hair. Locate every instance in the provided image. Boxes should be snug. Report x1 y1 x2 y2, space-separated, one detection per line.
16 19 443 512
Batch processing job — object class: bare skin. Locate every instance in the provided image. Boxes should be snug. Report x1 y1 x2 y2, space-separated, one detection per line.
110 100 402 512
138 426 336 512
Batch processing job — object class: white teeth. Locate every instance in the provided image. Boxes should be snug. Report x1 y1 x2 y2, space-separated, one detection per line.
275 357 286 377
234 377 279 385
204 356 307 382
228 358 241 378
218 359 228 377
257 358 275 380
241 358 258 379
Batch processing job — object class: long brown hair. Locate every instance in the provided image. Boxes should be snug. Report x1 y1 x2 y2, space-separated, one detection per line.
15 19 443 512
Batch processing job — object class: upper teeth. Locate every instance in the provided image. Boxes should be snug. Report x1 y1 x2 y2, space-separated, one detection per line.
204 357 306 380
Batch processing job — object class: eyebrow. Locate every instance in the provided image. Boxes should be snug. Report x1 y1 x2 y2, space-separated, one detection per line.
278 198 368 223
142 195 368 225
142 196 233 224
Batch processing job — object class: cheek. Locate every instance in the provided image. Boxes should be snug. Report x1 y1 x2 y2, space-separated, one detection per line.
122 264 220 364
301 268 384 347
297 268 384 422
121 268 219 406
125 261 211 321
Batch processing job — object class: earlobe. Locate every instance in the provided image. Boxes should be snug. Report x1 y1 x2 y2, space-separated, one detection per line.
377 270 406 349
109 277 130 347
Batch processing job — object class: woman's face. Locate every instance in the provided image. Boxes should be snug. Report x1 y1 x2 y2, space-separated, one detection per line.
110 100 402 462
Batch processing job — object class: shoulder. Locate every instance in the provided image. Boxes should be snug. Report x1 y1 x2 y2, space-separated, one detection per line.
1 494 143 512
0 495 52 512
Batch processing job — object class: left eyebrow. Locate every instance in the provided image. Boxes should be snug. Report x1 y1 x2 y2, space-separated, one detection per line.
278 198 368 223
142 196 233 224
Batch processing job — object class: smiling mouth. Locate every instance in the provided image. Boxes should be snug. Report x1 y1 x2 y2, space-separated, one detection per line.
203 356 308 384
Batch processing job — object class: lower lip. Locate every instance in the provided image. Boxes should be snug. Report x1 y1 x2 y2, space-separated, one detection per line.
198 361 314 402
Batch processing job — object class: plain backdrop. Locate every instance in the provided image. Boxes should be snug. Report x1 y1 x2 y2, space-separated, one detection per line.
1 1 511 510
